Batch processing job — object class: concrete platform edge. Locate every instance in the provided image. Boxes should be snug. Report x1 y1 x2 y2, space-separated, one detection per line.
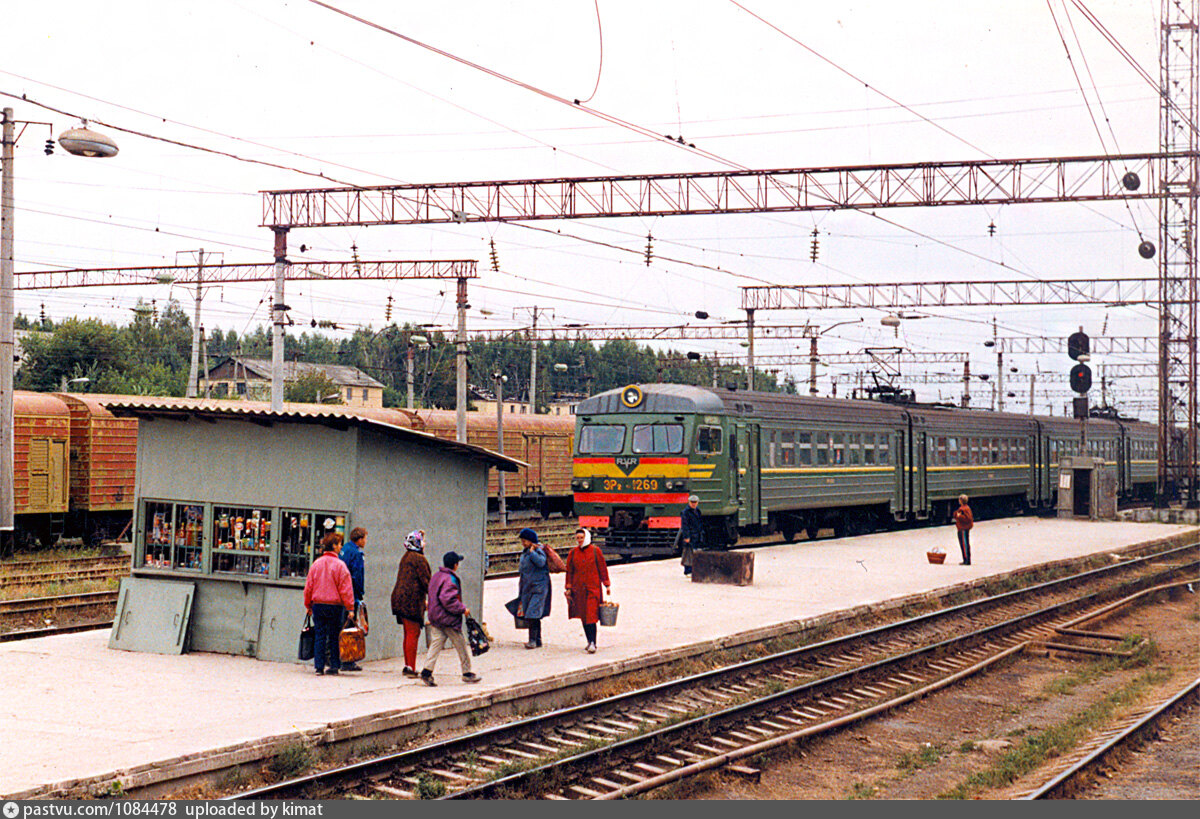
10 527 1195 800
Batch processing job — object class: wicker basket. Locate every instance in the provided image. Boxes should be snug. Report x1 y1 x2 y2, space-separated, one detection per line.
926 551 947 564
598 601 619 627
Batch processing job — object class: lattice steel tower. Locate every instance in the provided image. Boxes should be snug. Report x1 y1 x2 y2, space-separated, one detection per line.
1157 0 1199 505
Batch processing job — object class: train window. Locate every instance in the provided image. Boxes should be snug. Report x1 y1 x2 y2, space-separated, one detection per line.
633 424 684 454
696 426 723 455
579 424 625 454
781 441 796 466
815 433 829 466
766 431 775 466
848 433 861 465
990 438 999 464
935 437 946 466
864 433 876 465
832 433 846 466
946 437 958 466
878 437 890 465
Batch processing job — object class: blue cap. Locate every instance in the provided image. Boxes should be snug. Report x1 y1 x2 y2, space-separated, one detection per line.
518 527 539 544
443 551 464 568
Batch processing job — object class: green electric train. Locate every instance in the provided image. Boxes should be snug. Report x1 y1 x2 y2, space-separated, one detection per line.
571 384 1160 555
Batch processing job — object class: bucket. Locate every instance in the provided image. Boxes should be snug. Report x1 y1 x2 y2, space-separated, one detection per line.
926 551 946 564
598 601 619 627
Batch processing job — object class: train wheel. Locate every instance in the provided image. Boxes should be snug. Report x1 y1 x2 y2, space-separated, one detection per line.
779 519 797 543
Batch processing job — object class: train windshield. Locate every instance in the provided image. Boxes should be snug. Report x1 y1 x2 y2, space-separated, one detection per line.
579 424 626 454
632 423 684 454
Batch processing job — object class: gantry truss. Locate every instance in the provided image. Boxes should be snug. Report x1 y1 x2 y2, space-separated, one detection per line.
472 322 816 343
1158 0 1199 503
996 336 1156 355
740 278 1156 311
14 259 478 289
262 153 1178 227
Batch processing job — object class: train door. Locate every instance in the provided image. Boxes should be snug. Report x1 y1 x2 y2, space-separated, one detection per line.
894 426 907 518
735 422 761 527
49 440 67 509
523 434 544 494
914 430 929 517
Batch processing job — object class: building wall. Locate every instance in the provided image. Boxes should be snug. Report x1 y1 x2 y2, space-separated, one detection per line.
352 428 488 660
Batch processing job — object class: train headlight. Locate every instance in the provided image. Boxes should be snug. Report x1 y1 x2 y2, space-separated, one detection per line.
571 478 592 491
665 479 688 491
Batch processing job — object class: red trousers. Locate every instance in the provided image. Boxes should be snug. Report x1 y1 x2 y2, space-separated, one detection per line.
402 617 422 668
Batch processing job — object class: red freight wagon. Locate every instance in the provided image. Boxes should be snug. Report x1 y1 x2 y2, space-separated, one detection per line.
56 393 138 540
12 391 71 545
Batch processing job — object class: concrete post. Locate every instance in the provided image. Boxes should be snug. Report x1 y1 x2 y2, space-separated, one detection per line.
270 228 288 411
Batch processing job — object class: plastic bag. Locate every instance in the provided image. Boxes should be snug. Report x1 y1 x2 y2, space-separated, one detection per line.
466 616 490 656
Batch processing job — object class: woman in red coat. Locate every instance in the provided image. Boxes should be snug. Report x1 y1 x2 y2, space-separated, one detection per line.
565 527 610 654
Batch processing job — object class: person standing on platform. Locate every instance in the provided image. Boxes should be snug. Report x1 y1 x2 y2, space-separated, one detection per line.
303 532 355 676
420 551 481 686
517 527 551 649
565 527 610 654
953 494 974 566
339 526 367 671
678 495 704 576
390 529 430 678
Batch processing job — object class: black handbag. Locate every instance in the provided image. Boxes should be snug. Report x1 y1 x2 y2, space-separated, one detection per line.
298 613 315 661
505 597 533 629
466 616 490 656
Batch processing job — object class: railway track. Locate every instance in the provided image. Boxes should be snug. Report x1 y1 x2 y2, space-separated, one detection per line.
1018 674 1200 800
0 555 128 575
226 541 1198 801
0 590 120 617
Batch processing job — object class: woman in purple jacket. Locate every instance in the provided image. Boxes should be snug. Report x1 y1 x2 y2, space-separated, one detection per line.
419 551 482 686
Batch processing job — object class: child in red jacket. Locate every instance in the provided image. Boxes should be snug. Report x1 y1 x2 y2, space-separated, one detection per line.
953 494 974 566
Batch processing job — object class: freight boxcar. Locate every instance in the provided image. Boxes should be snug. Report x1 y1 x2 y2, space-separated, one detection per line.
55 393 138 541
12 392 71 547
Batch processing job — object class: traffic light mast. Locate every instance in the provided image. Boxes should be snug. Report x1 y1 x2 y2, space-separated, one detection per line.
1069 329 1091 454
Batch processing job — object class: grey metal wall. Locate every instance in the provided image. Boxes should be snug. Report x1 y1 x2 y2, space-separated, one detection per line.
353 427 489 662
134 416 355 510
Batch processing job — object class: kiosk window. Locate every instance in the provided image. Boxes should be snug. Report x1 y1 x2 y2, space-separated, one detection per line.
280 511 346 578
212 505 273 576
142 500 203 570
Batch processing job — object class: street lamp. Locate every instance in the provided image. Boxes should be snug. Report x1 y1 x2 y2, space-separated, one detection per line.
807 318 864 395
493 371 508 525
2 109 117 553
406 334 428 409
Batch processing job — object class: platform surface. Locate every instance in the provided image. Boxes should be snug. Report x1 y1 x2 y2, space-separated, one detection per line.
3 518 1195 797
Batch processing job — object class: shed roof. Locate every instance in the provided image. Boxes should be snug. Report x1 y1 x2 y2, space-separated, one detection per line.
212 357 386 389
101 396 522 472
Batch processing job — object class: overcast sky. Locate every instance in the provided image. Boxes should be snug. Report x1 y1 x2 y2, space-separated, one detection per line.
1 0 1167 411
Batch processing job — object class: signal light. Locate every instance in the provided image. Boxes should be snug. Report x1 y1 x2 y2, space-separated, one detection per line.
1067 331 1089 361
1069 363 1092 393
44 139 54 155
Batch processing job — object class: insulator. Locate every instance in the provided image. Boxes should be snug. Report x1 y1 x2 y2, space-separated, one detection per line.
987 221 996 236
644 233 654 267
489 238 500 272
43 139 54 156
809 228 819 263
385 295 393 322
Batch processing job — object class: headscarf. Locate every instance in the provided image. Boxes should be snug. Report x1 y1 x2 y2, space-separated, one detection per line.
403 530 425 552
578 528 592 547
518 527 539 544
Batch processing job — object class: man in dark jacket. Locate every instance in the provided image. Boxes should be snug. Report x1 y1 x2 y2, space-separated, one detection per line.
339 526 367 671
678 495 704 576
420 551 481 686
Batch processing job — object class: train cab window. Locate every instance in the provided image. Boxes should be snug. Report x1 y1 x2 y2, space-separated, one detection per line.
632 423 684 454
579 424 625 454
832 433 846 466
696 425 723 455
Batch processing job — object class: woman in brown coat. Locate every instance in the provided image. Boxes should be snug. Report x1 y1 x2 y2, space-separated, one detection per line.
564 528 610 654
390 530 431 677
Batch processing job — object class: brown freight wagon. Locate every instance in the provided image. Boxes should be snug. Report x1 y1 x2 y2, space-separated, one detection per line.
12 391 71 546
353 408 576 517
55 393 138 541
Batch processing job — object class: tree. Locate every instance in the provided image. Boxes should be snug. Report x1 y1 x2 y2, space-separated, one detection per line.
285 369 343 404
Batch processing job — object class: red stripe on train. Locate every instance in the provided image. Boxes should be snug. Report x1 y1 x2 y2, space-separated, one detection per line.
572 457 688 465
574 493 690 504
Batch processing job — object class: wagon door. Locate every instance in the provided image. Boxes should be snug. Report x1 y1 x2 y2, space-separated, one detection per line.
735 422 761 527
49 440 68 511
914 430 929 517
523 434 544 495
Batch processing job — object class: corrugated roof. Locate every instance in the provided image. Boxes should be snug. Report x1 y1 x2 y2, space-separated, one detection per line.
101 396 523 472
217 357 386 389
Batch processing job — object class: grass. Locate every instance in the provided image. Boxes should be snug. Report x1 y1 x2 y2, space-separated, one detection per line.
268 743 313 779
0 575 121 602
1039 637 1158 698
846 781 878 800
415 774 447 799
937 667 1171 799
897 742 944 772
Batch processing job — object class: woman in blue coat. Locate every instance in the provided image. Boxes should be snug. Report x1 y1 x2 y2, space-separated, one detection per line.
517 527 551 649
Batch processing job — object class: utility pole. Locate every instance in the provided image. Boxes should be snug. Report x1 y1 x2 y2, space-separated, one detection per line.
183 249 220 398
270 228 288 411
199 326 210 398
746 308 756 391
1 109 15 549
994 318 1005 412
962 359 971 407
1029 373 1035 416
808 336 819 395
494 371 507 525
406 341 416 410
456 278 468 442
515 306 552 414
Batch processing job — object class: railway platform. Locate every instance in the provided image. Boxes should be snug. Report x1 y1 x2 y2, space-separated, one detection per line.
3 517 1196 799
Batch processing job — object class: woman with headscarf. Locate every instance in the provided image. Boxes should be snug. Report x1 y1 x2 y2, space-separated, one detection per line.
390 529 431 677
565 527 610 653
516 527 551 649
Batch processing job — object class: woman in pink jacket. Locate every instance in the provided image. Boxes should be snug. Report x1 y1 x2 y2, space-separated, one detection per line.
303 532 356 675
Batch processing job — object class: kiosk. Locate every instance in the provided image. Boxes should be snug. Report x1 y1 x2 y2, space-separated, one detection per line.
1056 455 1117 521
103 398 520 662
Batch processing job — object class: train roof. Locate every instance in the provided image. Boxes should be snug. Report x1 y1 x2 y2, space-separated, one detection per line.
574 384 1160 435
14 391 70 417
101 396 523 472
